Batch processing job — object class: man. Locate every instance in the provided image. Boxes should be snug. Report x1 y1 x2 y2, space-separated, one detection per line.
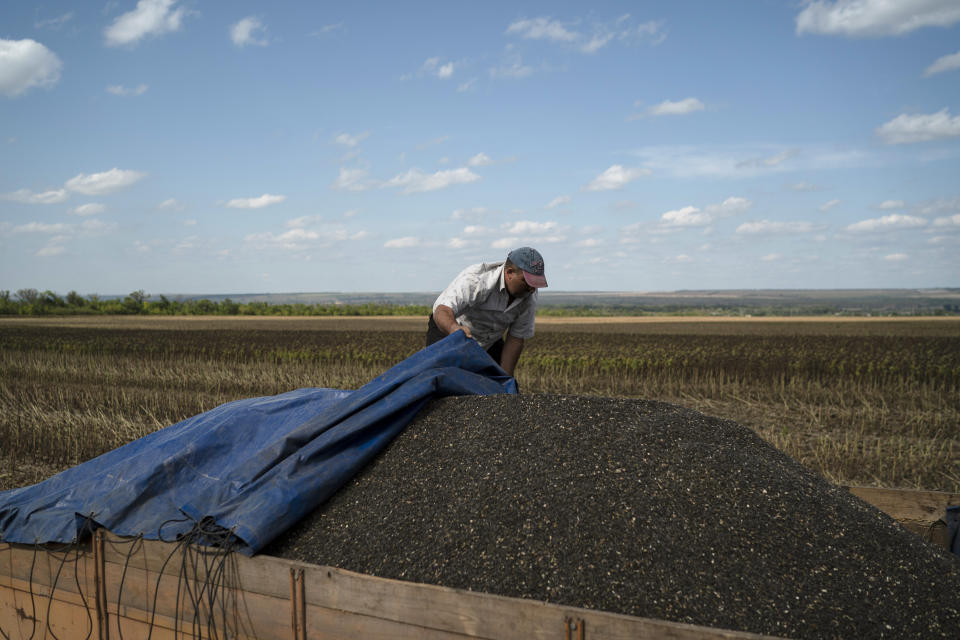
426 247 547 376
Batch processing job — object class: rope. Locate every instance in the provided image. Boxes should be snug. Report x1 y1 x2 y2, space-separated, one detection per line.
8 518 251 640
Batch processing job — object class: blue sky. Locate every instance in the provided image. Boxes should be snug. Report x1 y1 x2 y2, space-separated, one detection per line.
2 0 959 295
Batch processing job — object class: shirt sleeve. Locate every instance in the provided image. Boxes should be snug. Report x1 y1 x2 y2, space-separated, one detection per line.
433 265 480 317
507 293 537 339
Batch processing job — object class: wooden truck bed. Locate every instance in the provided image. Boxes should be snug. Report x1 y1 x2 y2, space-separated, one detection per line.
1 486 955 640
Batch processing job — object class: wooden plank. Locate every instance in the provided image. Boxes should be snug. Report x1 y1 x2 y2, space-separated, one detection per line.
846 486 959 523
300 563 774 640
1 582 97 640
4 486 955 640
0 542 98 603
846 486 957 550
1 570 481 640
5 537 778 640
1 580 184 640
1 564 275 640
0 542 277 640
99 537 775 639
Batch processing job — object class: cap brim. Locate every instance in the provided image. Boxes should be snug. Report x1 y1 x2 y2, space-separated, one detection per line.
522 271 547 288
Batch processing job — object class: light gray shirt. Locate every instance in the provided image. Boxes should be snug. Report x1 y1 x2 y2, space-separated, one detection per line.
433 261 537 349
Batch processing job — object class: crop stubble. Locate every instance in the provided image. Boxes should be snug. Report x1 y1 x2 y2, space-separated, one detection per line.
0 316 957 492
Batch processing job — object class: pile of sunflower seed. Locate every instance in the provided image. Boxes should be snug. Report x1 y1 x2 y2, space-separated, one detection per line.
266 394 960 638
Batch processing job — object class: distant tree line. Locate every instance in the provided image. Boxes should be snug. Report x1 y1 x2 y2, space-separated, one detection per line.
0 289 431 317
2 289 958 317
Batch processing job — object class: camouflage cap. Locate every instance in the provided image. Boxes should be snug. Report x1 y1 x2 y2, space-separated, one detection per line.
507 246 547 288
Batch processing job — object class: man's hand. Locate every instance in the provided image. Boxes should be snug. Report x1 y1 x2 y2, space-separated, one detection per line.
434 305 471 339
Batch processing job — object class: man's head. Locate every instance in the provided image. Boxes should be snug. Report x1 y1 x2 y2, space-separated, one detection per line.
505 247 547 296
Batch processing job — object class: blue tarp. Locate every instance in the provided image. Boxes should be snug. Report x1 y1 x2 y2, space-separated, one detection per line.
0 332 516 555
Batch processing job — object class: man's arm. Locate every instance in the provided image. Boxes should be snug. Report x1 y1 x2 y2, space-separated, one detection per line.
500 334 524 377
433 304 472 338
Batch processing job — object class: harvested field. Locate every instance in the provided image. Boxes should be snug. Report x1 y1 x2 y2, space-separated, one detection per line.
1 316 957 492
267 393 960 639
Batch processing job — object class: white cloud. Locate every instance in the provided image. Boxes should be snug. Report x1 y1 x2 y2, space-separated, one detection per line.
461 225 495 236
421 57 455 78
645 97 705 116
506 15 665 52
736 220 819 235
0 38 62 97
457 78 478 92
491 237 519 249
37 245 65 257
846 214 927 232
384 167 480 194
652 196 751 231
468 153 493 167
506 17 579 42
333 131 370 147
489 51 534 79
633 144 876 179
157 198 183 210
581 33 615 54
65 168 146 195
70 203 105 216
80 218 116 234
285 214 325 228
877 199 905 210
448 237 469 249
924 51 960 76
666 254 693 263
105 0 186 47
576 238 603 248
884 253 908 261
876 109 960 144
225 193 285 209
106 83 148 96
628 20 667 46
546 195 571 209
737 149 799 168
231 16 268 47
661 206 711 227
796 0 960 37
2 188 68 204
34 12 74 30
331 167 374 192
384 236 420 248
761 253 781 261
706 196 753 216
12 222 70 234
584 165 651 191
820 198 842 212
503 220 557 235
914 196 960 216
245 227 348 251
933 214 960 227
